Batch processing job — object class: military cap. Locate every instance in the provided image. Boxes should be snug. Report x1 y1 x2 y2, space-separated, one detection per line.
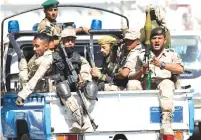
150 27 166 38
98 36 116 45
42 0 59 8
124 29 140 40
61 28 76 38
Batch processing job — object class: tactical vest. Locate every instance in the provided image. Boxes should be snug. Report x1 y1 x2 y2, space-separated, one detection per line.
52 51 82 81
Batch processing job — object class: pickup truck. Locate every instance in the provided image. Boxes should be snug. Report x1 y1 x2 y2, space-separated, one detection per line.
0 5 196 140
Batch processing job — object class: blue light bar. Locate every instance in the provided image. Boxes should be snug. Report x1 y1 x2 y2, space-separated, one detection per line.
91 19 102 30
8 20 20 33
32 23 39 31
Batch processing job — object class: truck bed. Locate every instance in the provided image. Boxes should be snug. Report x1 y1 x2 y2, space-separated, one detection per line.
1 90 194 140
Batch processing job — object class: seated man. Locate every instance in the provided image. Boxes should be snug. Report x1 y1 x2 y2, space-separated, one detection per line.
16 33 54 105
130 27 184 139
53 28 98 132
90 35 127 91
115 29 143 90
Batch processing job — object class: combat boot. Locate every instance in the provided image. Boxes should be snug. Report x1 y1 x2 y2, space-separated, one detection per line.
160 112 174 136
69 122 82 133
81 115 91 132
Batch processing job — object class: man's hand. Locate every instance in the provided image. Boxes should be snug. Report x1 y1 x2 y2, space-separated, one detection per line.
152 56 161 68
15 96 24 106
82 27 90 33
78 75 85 88
140 64 149 74
91 67 101 78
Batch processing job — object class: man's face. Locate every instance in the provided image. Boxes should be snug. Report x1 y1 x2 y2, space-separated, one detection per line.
33 38 48 57
44 8 58 21
99 43 111 57
125 39 140 51
151 35 166 51
49 40 55 49
62 36 76 48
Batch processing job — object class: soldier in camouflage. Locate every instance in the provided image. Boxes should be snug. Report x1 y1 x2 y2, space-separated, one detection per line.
16 33 54 105
38 0 90 47
130 27 184 139
53 28 98 133
140 4 171 49
91 35 129 91
114 29 143 90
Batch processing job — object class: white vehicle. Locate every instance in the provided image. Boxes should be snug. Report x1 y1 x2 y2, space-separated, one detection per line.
0 5 196 140
171 31 201 139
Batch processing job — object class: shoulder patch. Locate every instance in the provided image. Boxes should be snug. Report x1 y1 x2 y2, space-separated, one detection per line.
166 48 175 52
38 19 51 31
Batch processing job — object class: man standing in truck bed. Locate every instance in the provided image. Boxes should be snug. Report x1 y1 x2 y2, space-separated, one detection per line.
38 0 90 47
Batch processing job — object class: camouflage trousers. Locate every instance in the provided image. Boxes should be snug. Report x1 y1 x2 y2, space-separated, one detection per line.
158 79 175 113
61 94 96 132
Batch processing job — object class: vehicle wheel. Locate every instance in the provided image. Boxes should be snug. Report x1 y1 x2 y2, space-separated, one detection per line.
190 125 201 140
20 134 30 140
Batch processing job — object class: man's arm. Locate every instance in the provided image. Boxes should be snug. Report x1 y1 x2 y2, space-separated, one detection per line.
152 53 184 74
80 57 92 82
18 54 53 100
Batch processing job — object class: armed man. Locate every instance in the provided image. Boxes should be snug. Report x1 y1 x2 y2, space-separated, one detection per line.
114 29 143 90
130 27 184 139
16 33 54 105
38 0 90 47
91 35 129 91
140 4 171 48
52 28 98 132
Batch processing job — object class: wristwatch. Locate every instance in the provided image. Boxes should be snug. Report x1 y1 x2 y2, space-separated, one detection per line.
160 61 166 69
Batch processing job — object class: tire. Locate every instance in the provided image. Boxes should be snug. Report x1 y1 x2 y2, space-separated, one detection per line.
190 125 201 140
20 134 30 140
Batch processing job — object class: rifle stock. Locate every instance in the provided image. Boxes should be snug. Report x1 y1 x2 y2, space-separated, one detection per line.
60 42 98 130
8 33 25 61
86 44 96 68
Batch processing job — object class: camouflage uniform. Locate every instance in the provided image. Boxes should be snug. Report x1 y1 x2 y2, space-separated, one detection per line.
140 4 171 48
132 27 183 136
134 48 183 135
38 18 61 37
38 0 60 37
56 28 96 132
120 29 143 90
96 36 124 91
123 44 143 90
18 50 53 99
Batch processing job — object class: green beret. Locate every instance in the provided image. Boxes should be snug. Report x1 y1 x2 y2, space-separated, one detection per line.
42 0 59 8
150 27 166 38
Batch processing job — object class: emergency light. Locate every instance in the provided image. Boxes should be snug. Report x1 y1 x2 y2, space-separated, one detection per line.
32 23 39 31
91 19 102 30
8 20 20 33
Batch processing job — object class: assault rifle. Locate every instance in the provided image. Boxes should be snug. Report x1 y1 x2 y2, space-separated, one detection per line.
60 42 98 130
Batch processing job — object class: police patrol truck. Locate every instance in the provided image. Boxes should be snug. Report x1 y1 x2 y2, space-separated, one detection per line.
0 5 197 140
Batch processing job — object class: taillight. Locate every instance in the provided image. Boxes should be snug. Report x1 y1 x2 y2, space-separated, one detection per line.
163 135 174 140
175 131 184 140
57 135 78 140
